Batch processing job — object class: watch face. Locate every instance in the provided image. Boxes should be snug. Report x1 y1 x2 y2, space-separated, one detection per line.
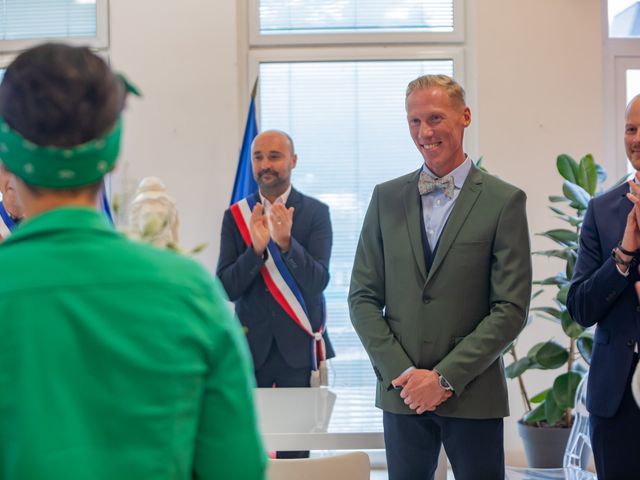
439 375 451 390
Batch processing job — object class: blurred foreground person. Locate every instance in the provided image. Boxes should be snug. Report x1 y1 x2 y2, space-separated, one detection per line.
0 43 266 480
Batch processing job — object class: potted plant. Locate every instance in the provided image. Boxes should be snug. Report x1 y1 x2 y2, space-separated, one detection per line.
505 153 605 468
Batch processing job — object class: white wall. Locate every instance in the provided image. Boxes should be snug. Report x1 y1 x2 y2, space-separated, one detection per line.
110 0 241 273
472 0 604 465
109 0 605 466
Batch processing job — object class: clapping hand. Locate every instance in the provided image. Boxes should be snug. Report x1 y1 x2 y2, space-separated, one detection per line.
270 204 294 252
249 203 270 256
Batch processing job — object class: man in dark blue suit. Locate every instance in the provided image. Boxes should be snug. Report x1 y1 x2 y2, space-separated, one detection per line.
217 130 334 457
568 95 640 479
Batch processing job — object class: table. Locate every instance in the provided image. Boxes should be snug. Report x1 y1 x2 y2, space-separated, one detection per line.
255 386 447 480
255 386 384 451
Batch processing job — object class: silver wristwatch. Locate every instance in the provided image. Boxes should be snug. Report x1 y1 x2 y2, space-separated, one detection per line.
437 372 453 391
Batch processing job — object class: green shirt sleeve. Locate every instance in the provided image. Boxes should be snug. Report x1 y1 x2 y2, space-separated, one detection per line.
192 279 267 480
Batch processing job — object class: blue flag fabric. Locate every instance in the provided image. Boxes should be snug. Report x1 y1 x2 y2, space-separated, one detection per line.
100 179 114 225
230 96 258 205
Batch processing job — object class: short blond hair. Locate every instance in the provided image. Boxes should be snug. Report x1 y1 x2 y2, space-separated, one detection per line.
405 74 466 108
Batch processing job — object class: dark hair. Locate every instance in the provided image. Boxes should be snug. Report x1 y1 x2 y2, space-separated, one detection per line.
0 43 127 147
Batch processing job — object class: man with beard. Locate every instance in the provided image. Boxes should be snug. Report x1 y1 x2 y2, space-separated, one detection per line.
217 130 335 458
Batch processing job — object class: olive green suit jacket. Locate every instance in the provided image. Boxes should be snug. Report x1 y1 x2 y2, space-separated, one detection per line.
349 165 532 418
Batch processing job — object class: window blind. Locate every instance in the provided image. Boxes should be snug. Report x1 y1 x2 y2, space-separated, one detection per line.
0 0 96 41
259 59 455 388
259 0 454 34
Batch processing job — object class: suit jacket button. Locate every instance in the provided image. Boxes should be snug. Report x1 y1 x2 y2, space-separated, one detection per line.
423 297 431 304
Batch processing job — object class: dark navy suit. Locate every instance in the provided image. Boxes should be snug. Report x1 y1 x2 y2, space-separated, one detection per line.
567 182 640 479
217 188 335 378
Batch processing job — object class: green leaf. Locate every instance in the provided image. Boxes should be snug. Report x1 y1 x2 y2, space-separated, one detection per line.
529 389 550 403
551 371 582 410
549 195 569 203
579 154 597 195
529 341 568 369
561 310 584 338
533 249 572 260
549 206 568 216
562 181 590 210
533 273 568 287
566 253 576 280
506 357 534 378
556 284 570 306
596 164 607 184
538 229 579 246
612 173 629 189
557 154 580 184
545 389 565 425
523 403 547 424
576 333 593 364
530 306 562 319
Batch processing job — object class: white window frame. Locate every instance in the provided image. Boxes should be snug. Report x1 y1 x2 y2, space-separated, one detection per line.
248 0 465 46
244 0 472 390
248 46 477 156
603 1 640 181
0 0 109 53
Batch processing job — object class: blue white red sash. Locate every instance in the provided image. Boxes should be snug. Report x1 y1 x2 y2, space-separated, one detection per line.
0 202 16 241
230 195 327 386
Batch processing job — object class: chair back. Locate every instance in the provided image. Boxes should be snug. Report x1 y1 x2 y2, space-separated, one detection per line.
562 375 592 472
267 452 370 480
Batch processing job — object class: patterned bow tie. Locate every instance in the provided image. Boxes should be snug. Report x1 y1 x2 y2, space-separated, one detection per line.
418 171 455 199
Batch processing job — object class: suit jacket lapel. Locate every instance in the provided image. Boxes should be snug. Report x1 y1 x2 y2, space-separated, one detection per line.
616 183 632 243
402 170 428 283
426 165 483 284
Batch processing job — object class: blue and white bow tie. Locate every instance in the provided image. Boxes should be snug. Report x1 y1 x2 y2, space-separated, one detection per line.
418 171 455 199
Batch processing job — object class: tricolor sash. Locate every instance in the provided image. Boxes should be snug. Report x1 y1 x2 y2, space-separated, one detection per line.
230 195 328 387
0 202 16 241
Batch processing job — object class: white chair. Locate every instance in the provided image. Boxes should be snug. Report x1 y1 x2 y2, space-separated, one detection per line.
505 375 596 480
267 451 370 480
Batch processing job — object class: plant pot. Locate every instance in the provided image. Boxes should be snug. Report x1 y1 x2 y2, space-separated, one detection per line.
517 420 571 468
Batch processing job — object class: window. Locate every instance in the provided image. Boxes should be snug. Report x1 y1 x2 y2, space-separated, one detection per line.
247 0 468 391
259 59 455 388
608 0 640 37
249 0 463 45
0 0 108 53
604 1 640 177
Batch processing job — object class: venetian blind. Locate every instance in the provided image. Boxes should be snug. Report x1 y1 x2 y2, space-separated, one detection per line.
259 0 454 34
259 59 455 387
0 0 96 40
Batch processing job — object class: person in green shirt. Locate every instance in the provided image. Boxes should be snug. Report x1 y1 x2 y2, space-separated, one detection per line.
0 43 266 480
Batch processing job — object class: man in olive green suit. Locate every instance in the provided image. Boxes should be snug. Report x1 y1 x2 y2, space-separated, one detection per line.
349 75 531 480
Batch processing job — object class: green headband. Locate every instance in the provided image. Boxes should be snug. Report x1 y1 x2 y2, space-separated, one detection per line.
0 117 122 188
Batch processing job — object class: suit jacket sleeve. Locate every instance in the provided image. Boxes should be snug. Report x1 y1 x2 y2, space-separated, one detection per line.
349 185 415 389
216 209 265 301
435 189 532 393
567 199 634 328
282 201 332 295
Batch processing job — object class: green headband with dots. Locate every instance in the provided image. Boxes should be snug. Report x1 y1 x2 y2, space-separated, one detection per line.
0 117 121 188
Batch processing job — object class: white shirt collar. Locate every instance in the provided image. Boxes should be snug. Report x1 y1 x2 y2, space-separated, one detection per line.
259 185 292 208
422 155 473 189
